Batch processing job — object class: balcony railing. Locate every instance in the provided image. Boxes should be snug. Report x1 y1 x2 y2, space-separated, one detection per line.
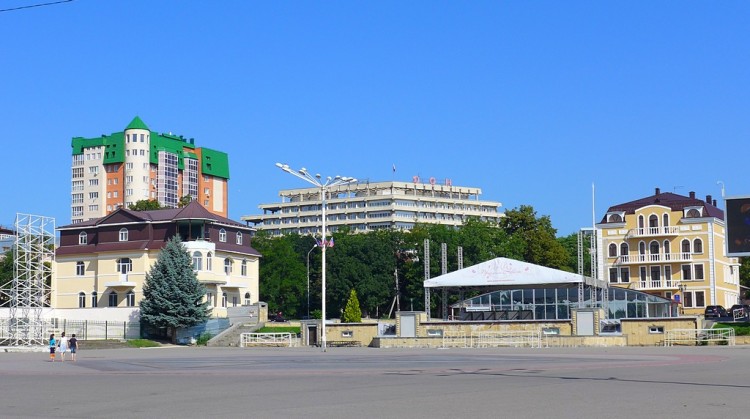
616 253 692 264
627 226 680 238
631 279 680 290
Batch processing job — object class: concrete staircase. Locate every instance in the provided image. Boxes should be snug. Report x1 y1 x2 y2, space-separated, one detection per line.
207 321 265 347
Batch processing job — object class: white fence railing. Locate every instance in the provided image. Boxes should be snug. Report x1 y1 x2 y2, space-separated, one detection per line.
240 332 294 347
664 328 735 346
471 330 543 348
442 331 469 348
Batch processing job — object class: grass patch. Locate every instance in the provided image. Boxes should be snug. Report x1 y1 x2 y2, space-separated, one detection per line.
257 326 301 334
713 323 750 336
127 339 161 348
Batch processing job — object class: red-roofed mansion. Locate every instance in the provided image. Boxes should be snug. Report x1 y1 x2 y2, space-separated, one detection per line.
54 201 260 318
597 188 740 316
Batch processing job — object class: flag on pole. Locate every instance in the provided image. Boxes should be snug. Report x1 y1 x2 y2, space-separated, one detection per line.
392 164 396 173
328 237 334 248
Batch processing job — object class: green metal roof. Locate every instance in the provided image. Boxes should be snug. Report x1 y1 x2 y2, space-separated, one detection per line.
200 147 230 179
125 116 149 131
71 132 125 164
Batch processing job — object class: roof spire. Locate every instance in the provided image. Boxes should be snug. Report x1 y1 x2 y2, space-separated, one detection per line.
125 116 149 131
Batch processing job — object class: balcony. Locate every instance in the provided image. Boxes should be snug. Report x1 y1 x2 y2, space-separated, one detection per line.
627 226 679 238
104 273 136 288
616 253 692 264
631 279 681 290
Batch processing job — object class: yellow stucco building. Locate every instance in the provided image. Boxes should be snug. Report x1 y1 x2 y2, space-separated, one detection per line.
597 187 740 315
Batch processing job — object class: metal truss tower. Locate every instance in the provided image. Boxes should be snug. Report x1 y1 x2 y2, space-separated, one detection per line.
423 239 430 319
7 213 55 346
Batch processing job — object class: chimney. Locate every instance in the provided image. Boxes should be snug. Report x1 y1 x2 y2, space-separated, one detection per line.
689 191 696 199
713 199 717 207
655 187 661 195
706 195 712 204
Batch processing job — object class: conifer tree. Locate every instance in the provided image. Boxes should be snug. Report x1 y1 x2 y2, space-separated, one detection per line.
140 235 210 330
342 289 362 323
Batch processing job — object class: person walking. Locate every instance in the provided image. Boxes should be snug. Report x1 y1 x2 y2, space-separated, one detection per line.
69 334 78 362
58 332 70 362
49 334 56 362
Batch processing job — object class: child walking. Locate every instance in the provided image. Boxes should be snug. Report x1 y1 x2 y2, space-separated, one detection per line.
69 334 78 362
58 332 69 362
49 334 56 362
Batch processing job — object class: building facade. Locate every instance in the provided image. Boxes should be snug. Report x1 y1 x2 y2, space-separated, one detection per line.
55 201 260 318
597 188 740 316
242 179 503 236
71 116 229 224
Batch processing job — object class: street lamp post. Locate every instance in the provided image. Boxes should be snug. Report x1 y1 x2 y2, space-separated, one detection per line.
306 244 317 319
276 163 357 352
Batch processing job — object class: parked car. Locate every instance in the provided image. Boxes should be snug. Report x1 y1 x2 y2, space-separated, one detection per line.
704 305 728 318
728 304 750 319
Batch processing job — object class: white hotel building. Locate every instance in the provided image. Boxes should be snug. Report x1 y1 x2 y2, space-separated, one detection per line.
242 178 503 236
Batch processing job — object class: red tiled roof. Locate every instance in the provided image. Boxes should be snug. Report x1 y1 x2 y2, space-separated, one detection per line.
602 189 724 223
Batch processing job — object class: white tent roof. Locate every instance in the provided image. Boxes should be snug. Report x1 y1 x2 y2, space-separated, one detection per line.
423 257 583 288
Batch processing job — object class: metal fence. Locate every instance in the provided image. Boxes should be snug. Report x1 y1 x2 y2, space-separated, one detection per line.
471 330 543 348
0 318 141 341
664 328 735 346
240 332 295 347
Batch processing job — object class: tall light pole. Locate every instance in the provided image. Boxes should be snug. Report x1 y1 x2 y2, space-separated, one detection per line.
306 244 317 319
276 163 357 351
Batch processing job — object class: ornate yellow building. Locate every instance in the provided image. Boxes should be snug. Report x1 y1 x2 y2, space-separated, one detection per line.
54 201 260 318
597 188 740 316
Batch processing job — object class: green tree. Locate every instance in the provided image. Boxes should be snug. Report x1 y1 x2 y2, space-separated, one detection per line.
129 199 162 211
0 250 13 305
342 289 362 323
140 236 210 336
178 195 193 208
740 257 750 299
499 205 569 269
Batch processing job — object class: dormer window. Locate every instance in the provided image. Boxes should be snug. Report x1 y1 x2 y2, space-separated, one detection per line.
236 231 243 245
607 212 624 223
219 228 227 242
685 208 702 218
79 231 88 245
119 228 128 242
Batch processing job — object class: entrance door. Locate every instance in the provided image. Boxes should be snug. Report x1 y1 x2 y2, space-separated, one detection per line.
401 314 416 337
307 325 318 346
576 311 595 336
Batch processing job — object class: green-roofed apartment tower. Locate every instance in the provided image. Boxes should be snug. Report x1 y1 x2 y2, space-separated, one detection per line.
70 117 230 223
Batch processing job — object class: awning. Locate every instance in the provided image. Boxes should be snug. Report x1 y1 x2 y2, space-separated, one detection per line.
424 257 585 288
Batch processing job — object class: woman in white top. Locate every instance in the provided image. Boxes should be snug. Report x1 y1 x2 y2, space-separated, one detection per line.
58 332 70 362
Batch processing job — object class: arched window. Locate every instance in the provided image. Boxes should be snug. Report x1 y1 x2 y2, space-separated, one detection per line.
236 231 243 245
638 215 645 229
681 239 691 254
639 242 646 255
79 231 88 245
192 251 203 271
649 241 660 256
649 214 658 228
108 292 118 307
662 213 669 227
608 213 622 223
608 243 618 257
222 292 227 308
78 292 86 308
126 290 135 307
224 258 233 275
119 228 128 242
91 291 98 308
663 240 671 258
76 261 85 276
620 243 629 256
693 238 703 254
117 258 132 274
241 259 248 276
687 209 700 218
244 292 251 306
219 228 227 242
206 252 213 271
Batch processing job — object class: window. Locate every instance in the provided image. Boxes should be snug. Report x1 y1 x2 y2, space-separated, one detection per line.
664 266 672 282
192 251 202 271
236 231 243 245
684 291 706 308
649 241 659 256
620 243 628 257
649 214 658 228
244 292 251 305
681 239 690 254
224 258 233 275
89 179 99 186
126 291 135 307
639 242 646 255
608 213 622 223
79 231 87 245
608 243 617 257
206 252 213 271
687 209 700 218
620 267 630 283
693 239 703 254
76 261 85 276
108 292 118 307
662 214 669 228
206 292 214 307
78 292 86 308
219 228 227 242
649 326 664 334
241 259 247 276
609 268 618 283
650 266 660 282
117 258 132 274
694 264 704 280
91 291 98 308
682 264 692 280
222 292 227 308
640 267 647 284
341 331 353 338
119 228 128 242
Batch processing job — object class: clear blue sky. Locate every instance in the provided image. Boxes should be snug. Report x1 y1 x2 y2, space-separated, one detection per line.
1 1 748 236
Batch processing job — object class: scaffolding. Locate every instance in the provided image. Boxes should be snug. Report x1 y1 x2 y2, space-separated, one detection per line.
5 214 55 346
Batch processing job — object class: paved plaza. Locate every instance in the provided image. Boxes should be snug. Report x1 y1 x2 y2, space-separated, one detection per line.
1 345 749 418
